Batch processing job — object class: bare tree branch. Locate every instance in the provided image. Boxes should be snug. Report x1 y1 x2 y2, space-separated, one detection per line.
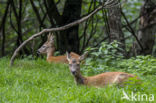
139 21 156 30
122 15 140 28
80 0 94 52
9 6 18 33
121 10 144 51
30 0 45 28
102 9 110 41
94 36 108 47
85 16 99 48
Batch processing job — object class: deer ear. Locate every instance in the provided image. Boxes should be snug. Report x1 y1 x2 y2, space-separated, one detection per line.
79 51 88 61
51 33 54 36
47 33 51 40
66 51 71 62
49 33 55 44
50 33 55 40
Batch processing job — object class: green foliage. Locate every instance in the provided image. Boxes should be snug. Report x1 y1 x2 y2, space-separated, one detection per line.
0 58 155 103
82 41 156 76
122 0 143 22
83 41 124 75
117 56 156 75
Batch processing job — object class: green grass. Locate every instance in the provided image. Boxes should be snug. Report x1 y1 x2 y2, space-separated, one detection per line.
0 58 155 103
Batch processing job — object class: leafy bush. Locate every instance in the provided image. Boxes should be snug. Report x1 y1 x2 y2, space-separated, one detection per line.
82 41 124 75
82 41 156 76
116 56 156 75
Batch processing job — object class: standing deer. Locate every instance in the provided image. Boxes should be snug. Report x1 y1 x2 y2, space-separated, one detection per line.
37 33 80 63
66 52 139 87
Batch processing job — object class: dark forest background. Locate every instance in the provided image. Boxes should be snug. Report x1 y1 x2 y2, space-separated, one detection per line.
0 0 156 58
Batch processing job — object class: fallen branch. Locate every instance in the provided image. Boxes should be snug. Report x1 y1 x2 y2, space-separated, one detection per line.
10 0 118 66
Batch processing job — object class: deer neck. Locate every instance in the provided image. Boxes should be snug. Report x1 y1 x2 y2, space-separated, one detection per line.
74 72 86 85
47 47 55 59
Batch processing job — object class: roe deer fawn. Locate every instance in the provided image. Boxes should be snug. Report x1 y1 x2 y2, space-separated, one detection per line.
37 33 80 63
66 52 139 87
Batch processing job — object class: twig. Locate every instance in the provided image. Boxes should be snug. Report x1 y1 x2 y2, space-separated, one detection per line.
81 0 94 52
94 36 108 47
85 16 99 47
9 5 18 33
121 10 144 51
102 9 110 41
122 15 140 28
30 0 45 28
139 22 156 30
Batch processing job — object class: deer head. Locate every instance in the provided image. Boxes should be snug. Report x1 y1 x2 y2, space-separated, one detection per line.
37 33 55 54
66 52 88 76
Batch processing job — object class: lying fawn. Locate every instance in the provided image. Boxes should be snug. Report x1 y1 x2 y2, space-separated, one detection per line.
66 52 139 87
37 33 80 63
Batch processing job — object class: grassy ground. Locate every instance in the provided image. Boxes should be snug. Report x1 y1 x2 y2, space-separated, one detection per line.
0 58 155 103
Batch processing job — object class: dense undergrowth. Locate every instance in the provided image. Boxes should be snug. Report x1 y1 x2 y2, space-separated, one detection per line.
0 56 155 103
83 41 156 76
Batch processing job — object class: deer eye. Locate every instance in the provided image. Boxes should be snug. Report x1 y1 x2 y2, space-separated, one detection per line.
43 46 46 48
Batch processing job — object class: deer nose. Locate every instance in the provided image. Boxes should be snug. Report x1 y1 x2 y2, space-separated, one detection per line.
37 50 40 54
71 71 76 75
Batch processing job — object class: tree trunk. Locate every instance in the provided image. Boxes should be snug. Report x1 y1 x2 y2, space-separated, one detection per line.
133 0 156 56
10 0 29 55
59 0 82 54
0 0 10 57
107 2 125 51
17 0 29 55
45 0 82 54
